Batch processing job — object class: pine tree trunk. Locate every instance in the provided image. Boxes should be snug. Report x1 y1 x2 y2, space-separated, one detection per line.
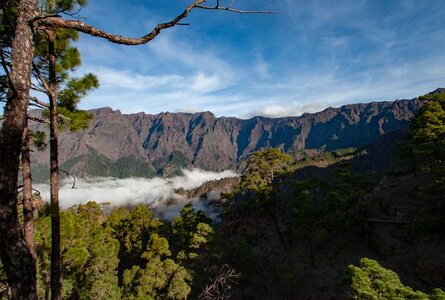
48 29 62 300
22 123 36 261
309 236 314 268
0 0 38 298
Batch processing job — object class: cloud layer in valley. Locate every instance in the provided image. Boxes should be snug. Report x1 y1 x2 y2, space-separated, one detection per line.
34 169 238 215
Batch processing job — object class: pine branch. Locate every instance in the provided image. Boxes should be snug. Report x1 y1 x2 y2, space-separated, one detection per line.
30 83 47 93
27 115 49 124
197 4 277 14
32 62 51 94
29 96 49 108
28 96 72 122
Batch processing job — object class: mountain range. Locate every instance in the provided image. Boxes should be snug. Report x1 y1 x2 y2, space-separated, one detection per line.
30 94 425 180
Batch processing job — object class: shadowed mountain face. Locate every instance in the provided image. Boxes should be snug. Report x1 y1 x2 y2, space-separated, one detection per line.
30 97 422 179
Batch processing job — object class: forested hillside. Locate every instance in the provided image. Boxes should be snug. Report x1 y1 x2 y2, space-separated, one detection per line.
2 91 445 299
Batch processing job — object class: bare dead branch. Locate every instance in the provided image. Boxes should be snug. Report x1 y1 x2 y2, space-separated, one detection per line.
30 83 47 93
28 102 46 110
59 169 76 189
28 115 49 124
34 0 275 45
34 0 207 45
32 62 51 93
32 188 41 196
29 96 49 108
199 264 240 300
197 5 277 14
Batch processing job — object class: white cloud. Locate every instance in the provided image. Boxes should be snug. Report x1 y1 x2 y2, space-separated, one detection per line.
255 55 270 79
247 101 331 118
72 1 445 119
189 72 224 93
149 32 236 79
89 66 184 90
34 169 238 211
261 104 289 118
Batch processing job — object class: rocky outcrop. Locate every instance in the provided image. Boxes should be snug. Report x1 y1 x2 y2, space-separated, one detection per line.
30 96 422 179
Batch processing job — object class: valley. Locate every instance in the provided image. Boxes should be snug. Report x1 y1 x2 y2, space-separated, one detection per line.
23 90 445 299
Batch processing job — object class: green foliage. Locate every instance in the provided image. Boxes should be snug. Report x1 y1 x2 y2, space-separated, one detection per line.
0 0 17 101
411 93 445 144
30 130 47 150
153 151 191 176
405 92 445 173
413 176 445 234
401 91 445 233
32 151 156 182
54 0 87 14
0 0 17 47
31 202 214 299
0 260 7 296
227 239 255 282
105 204 160 255
239 148 292 193
104 204 213 299
30 0 99 134
169 204 213 260
122 233 192 300
58 73 99 110
57 106 94 131
35 202 121 299
347 258 445 300
293 178 327 240
323 167 373 230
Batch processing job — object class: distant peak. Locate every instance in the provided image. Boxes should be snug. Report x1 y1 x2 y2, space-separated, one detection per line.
200 111 215 117
428 87 445 95
93 107 120 118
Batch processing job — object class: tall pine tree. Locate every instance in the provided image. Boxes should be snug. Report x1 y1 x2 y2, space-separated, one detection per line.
0 1 272 297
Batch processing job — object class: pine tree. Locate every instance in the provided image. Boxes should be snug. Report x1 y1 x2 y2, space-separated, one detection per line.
35 202 121 299
0 1 272 296
407 91 445 233
347 258 445 300
409 92 445 173
239 148 292 193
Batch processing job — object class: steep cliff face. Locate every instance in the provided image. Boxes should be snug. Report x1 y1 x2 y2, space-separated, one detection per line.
30 97 422 179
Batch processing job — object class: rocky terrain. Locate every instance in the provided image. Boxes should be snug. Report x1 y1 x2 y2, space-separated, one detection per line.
30 95 422 180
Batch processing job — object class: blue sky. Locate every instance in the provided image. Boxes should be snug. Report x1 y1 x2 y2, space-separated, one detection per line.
71 0 445 118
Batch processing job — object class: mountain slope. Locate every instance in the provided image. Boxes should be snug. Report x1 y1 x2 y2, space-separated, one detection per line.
30 96 422 179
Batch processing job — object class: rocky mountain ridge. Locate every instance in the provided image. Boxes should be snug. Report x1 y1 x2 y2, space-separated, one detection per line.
30 96 423 179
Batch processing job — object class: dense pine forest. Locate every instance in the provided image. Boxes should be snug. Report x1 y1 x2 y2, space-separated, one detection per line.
1 91 445 299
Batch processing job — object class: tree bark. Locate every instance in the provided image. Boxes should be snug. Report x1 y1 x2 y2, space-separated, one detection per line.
0 0 38 298
47 29 62 300
22 123 36 262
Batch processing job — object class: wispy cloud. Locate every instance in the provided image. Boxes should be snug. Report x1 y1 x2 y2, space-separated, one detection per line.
71 0 445 118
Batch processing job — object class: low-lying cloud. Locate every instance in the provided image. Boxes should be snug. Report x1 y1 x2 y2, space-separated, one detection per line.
34 169 238 214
